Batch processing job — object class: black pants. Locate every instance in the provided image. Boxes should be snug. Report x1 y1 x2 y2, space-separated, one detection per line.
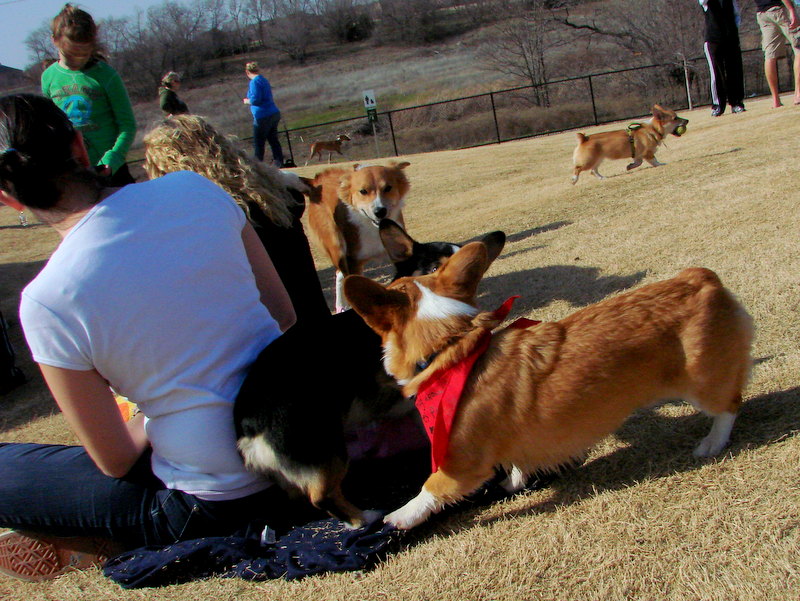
704 39 745 111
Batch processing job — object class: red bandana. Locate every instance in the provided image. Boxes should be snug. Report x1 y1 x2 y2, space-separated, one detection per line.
414 297 540 471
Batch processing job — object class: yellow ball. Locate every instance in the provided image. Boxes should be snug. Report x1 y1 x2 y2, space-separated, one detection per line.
675 125 687 136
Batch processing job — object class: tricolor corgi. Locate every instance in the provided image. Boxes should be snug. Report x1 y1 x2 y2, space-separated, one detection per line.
307 162 411 312
379 219 506 281
235 222 505 528
344 244 753 529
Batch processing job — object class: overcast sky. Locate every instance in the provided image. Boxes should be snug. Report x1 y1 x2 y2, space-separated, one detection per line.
1 0 172 70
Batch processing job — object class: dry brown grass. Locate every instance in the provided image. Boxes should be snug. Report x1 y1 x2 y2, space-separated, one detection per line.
1 95 799 600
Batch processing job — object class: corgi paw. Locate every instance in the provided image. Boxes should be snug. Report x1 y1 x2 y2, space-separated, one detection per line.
693 436 729 458
383 489 439 530
383 508 421 530
500 465 527 494
344 509 383 530
693 412 736 458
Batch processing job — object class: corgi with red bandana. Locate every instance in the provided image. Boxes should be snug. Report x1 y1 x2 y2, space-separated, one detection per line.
344 243 753 530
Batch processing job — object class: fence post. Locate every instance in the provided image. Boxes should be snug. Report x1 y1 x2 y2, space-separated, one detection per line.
682 55 694 110
388 111 399 156
588 75 599 126
490 92 501 144
283 127 294 165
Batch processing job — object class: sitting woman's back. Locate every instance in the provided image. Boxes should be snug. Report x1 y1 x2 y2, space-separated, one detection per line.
144 115 331 323
0 94 297 581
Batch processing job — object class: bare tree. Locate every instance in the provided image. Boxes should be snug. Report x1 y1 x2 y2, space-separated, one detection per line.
317 0 374 43
244 0 279 47
378 0 447 44
24 23 56 66
227 0 252 52
480 1 568 106
110 8 167 97
558 0 705 67
247 0 320 63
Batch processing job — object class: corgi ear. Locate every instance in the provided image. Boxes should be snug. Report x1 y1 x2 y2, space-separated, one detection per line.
305 183 323 205
652 104 666 118
480 230 506 264
391 161 410 170
379 219 415 262
344 275 409 334
338 172 352 201
434 241 490 302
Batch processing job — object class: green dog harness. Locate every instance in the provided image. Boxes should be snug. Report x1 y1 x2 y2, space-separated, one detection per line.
626 122 643 158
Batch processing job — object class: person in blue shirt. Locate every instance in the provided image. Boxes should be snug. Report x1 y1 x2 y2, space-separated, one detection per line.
243 61 285 167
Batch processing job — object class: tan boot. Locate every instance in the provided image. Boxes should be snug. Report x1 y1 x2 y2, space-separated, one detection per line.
0 530 120 582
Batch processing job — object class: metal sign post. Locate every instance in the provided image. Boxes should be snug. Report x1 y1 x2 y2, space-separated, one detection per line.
363 89 379 157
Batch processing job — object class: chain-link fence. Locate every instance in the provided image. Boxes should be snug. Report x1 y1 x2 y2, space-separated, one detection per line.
131 45 792 174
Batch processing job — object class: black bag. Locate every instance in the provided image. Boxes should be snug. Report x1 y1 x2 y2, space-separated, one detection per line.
0 310 25 394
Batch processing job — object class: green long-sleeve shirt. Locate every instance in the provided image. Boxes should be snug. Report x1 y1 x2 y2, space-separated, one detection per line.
42 60 137 174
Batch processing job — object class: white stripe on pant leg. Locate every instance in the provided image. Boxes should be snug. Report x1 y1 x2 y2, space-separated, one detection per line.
704 41 720 107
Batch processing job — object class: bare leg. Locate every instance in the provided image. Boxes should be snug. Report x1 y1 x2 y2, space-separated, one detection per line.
765 57 783 107
794 52 800 104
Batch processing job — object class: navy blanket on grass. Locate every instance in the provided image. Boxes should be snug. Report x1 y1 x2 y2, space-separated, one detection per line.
103 514 400 588
102 450 558 588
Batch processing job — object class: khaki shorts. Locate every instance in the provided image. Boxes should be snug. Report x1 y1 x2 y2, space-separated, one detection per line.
758 6 800 59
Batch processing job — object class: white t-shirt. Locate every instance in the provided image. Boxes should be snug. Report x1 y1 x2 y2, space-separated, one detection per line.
21 171 281 500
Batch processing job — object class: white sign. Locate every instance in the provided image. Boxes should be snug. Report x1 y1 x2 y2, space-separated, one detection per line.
362 89 377 109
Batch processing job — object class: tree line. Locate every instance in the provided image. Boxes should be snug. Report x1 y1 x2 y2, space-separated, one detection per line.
22 0 760 102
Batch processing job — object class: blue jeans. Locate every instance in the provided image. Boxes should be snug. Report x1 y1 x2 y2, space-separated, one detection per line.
253 111 284 167
0 443 294 550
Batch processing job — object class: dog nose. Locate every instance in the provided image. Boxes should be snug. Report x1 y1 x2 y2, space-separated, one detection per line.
374 206 387 219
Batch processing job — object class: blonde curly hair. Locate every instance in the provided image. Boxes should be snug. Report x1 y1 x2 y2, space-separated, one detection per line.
143 114 293 228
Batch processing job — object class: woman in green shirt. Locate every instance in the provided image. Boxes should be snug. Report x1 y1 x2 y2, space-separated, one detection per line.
41 4 137 186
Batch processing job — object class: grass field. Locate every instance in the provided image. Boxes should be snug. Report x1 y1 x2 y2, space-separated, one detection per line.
1 95 799 600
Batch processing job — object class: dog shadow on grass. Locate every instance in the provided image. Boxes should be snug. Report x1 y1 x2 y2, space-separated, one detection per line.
477 265 647 317
313 220 574 310
410 384 800 539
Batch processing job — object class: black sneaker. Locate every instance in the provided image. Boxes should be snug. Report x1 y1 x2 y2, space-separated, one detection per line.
732 105 745 113
711 106 723 117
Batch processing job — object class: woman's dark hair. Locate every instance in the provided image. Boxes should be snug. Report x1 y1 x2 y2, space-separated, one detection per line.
0 94 100 210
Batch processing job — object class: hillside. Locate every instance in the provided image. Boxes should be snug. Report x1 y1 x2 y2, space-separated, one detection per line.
130 26 517 152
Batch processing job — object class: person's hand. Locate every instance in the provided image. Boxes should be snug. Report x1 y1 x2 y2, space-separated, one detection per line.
243 98 250 105
95 165 112 177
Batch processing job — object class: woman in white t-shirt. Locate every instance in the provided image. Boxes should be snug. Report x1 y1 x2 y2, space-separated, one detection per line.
0 94 298 582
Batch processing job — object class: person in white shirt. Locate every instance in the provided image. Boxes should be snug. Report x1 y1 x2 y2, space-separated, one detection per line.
0 93 297 582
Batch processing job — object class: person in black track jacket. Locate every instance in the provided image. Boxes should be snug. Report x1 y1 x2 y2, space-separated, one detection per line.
699 0 746 116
